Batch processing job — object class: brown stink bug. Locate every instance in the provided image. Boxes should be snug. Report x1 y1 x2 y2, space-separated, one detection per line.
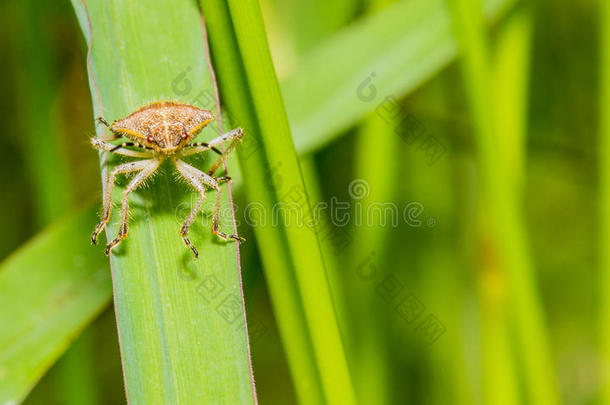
91 101 245 258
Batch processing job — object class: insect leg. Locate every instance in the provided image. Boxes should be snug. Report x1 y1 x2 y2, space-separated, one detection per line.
94 117 120 141
96 117 111 128
180 142 222 156
174 159 219 258
206 128 244 175
211 176 245 243
105 159 162 255
92 159 156 245
178 128 244 172
206 128 244 149
91 138 153 158
109 142 153 152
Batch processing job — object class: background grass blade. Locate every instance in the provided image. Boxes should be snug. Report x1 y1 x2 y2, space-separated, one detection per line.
601 0 610 401
266 0 357 55
0 205 111 404
449 0 559 404
16 2 102 404
281 0 515 155
347 112 399 405
15 0 73 228
345 2 397 402
257 3 356 368
70 1 256 403
197 2 324 403
200 1 356 403
449 1 520 403
491 7 559 405
224 1 356 402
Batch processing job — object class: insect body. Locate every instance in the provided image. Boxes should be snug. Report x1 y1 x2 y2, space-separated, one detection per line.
91 101 244 258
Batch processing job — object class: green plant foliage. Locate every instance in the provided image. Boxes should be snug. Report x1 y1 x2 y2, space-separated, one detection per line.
601 0 610 403
449 0 559 404
15 0 73 228
199 1 355 403
0 206 111 404
0 0 545 403
281 0 515 154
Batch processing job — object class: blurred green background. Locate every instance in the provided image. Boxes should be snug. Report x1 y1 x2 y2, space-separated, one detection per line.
0 0 603 403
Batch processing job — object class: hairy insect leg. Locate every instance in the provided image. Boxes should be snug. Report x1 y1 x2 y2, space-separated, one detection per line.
206 128 244 149
94 117 120 142
104 159 162 255
91 138 153 158
96 117 111 128
92 159 157 245
179 128 244 174
211 176 245 243
180 142 222 156
206 128 244 175
174 159 219 258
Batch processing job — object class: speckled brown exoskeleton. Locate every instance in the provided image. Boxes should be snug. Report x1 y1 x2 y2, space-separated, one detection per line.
91 101 245 258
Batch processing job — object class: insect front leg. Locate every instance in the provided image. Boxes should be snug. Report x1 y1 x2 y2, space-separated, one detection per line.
104 158 162 255
179 128 244 174
96 116 112 128
94 117 120 141
206 128 244 175
92 159 156 245
180 142 222 156
91 138 153 158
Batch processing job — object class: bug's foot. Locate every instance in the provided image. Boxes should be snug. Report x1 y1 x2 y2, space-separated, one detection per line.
105 228 127 256
92 221 107 245
182 236 199 258
104 239 121 256
212 227 246 243
180 227 199 258
216 176 232 183
96 117 110 128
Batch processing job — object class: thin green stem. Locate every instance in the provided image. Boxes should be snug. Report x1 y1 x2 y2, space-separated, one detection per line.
600 0 610 401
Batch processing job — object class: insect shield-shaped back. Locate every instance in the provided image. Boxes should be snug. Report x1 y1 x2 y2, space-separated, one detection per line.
110 101 215 153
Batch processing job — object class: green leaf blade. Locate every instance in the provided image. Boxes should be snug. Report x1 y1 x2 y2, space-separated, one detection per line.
70 1 256 403
281 0 515 154
0 205 112 404
225 1 356 403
